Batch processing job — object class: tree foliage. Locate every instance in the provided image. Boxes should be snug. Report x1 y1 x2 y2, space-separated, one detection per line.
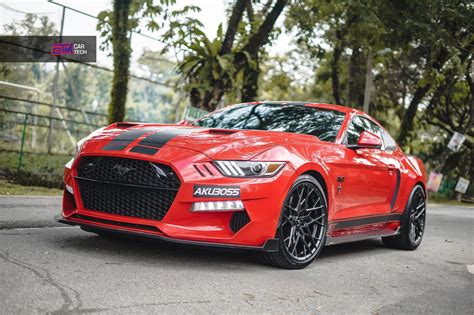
163 0 287 111
283 0 473 181
97 0 200 123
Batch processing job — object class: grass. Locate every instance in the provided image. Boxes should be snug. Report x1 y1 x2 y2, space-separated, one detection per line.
0 149 71 175
0 179 62 196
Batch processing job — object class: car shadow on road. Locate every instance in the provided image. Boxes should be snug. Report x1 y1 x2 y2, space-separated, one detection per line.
52 228 392 270
319 239 388 259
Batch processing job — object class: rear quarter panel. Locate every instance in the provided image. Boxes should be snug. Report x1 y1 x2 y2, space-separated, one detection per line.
394 153 427 213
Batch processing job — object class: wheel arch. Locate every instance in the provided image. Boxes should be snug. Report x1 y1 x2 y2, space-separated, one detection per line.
414 181 427 207
301 170 329 205
415 181 426 194
400 181 427 215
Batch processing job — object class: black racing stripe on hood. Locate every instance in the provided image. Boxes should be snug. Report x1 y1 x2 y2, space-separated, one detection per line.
130 145 159 155
102 129 149 151
137 128 197 148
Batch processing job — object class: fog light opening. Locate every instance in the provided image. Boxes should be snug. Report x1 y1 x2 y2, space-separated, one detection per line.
191 200 245 212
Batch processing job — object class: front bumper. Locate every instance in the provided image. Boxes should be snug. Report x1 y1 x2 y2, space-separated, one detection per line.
56 215 279 252
61 151 295 249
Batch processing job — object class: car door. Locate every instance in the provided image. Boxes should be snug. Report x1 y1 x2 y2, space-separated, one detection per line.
334 115 398 220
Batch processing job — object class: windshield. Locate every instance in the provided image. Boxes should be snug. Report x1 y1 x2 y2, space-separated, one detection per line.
195 103 346 142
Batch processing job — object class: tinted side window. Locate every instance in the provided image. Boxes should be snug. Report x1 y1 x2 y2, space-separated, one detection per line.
365 119 398 151
346 115 397 151
381 131 397 151
346 116 372 145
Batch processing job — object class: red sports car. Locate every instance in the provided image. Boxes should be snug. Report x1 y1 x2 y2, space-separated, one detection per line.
59 101 427 269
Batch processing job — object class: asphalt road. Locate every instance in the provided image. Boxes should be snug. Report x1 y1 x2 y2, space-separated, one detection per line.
1 196 473 314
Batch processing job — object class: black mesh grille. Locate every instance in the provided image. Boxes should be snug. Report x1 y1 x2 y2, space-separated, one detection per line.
76 156 181 221
230 211 250 233
77 156 180 189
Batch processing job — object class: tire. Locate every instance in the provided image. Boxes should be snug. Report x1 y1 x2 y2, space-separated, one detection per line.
382 184 426 250
259 175 328 269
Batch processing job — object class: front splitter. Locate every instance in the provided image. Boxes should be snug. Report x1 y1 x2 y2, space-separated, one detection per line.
56 215 279 252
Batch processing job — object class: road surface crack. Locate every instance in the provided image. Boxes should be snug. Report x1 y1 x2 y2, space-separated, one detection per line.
0 251 83 314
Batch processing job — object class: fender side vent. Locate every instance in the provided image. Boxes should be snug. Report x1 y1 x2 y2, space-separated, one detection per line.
230 211 250 233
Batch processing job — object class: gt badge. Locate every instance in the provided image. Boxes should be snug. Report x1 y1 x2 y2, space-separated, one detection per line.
193 185 240 198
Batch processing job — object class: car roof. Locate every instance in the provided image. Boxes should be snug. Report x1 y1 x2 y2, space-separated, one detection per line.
241 101 363 115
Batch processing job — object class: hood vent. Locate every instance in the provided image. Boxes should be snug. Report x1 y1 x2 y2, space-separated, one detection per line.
116 122 139 128
208 129 237 135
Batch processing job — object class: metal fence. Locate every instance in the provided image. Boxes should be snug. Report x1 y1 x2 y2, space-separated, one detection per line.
0 81 108 171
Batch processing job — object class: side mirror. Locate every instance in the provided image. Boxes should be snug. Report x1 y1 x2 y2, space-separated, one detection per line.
348 131 382 149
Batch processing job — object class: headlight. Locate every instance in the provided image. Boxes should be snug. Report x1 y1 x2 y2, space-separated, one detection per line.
214 161 285 177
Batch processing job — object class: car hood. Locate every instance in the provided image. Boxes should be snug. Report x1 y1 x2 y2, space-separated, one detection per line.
89 124 318 160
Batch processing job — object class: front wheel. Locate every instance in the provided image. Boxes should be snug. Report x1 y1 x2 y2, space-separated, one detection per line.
259 175 328 269
382 184 426 250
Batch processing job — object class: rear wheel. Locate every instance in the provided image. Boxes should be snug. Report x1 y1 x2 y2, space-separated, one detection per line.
382 185 426 250
259 175 328 269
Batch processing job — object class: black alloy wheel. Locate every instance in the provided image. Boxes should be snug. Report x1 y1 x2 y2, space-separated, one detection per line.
408 187 426 246
259 175 327 269
383 185 426 250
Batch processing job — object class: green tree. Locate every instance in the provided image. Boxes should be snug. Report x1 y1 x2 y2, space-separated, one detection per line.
286 1 385 106
97 0 199 123
286 0 473 150
106 0 131 123
165 0 287 111
379 0 473 147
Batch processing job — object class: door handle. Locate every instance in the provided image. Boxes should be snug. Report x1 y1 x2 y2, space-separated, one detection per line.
387 164 396 172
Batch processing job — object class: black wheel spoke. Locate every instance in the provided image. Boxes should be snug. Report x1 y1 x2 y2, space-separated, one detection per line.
408 188 426 245
414 207 425 220
281 180 327 262
304 213 325 225
300 233 313 253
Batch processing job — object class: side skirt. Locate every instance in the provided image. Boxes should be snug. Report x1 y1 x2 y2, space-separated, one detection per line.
325 227 400 246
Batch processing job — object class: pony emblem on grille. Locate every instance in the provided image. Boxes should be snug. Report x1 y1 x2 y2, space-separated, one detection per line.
112 164 135 177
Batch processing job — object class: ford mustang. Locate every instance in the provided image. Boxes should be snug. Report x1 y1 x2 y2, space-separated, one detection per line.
59 101 427 269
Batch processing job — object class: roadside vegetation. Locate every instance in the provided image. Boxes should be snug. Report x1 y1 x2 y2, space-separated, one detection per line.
0 180 62 196
0 148 70 189
0 0 472 200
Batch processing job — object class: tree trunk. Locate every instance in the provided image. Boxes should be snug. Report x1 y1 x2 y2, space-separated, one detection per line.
363 48 374 114
190 0 287 111
331 29 343 105
108 0 132 123
220 0 249 55
396 83 432 147
241 55 260 102
201 81 225 112
242 0 287 55
238 0 287 103
347 45 365 107
190 87 201 108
